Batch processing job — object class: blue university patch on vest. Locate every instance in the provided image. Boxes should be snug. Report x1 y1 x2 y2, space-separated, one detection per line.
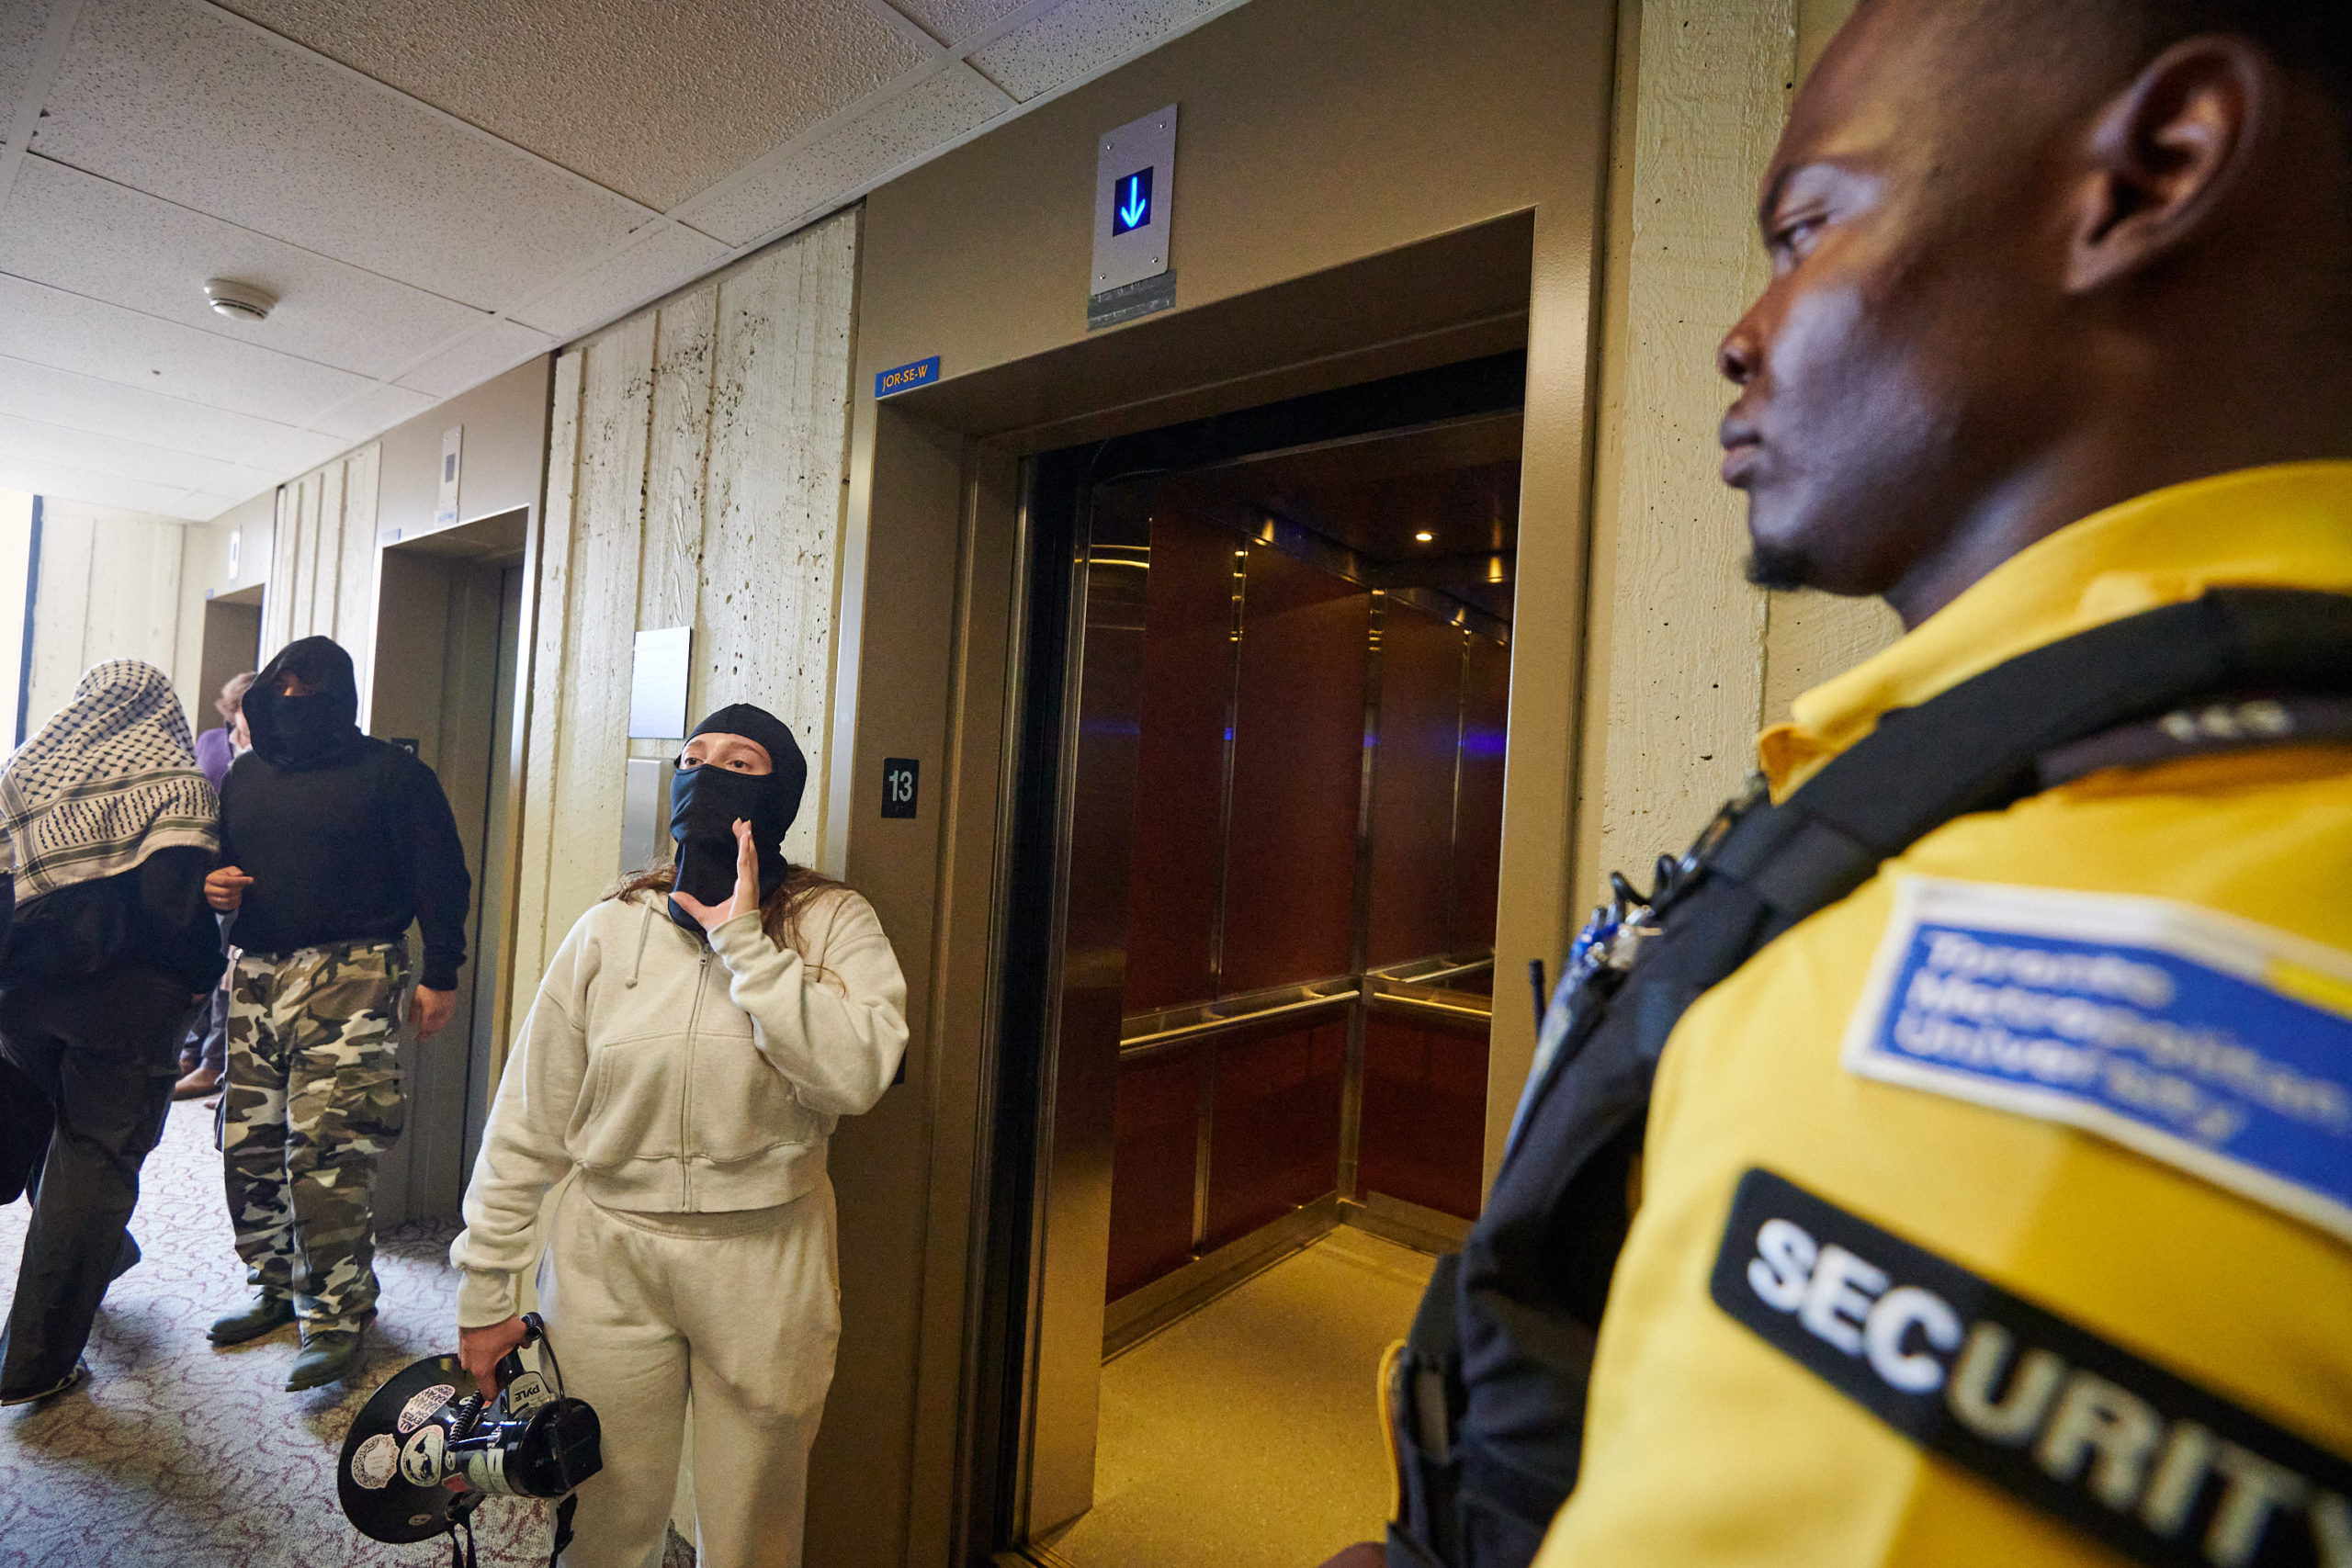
1843 878 2352 1245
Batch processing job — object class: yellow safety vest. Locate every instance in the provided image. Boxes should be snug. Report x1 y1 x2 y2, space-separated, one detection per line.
1537 462 2352 1568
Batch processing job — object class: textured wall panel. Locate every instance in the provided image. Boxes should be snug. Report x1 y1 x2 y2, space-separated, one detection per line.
639 289 718 641
1578 0 1792 890
509 348 585 1043
23 500 187 734
700 214 857 867
514 211 859 969
258 442 382 662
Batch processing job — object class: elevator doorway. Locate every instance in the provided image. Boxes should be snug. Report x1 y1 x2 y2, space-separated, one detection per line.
193 582 263 725
365 508 529 1224
992 355 1521 1568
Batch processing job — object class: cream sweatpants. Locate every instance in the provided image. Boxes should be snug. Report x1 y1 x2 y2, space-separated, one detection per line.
537 1179 841 1568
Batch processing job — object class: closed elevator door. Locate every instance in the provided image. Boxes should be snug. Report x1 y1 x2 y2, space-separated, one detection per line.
999 356 1521 1567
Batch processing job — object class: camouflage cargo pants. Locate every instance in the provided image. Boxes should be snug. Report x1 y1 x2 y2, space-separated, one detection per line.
221 940 408 1333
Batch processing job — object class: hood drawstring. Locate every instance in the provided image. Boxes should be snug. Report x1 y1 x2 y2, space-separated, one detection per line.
626 903 653 988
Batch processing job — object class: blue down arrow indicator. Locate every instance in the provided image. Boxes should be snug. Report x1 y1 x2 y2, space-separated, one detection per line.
1112 167 1153 235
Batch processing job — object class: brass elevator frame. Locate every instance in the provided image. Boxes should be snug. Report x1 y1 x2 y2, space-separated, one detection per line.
1001 370 1521 1547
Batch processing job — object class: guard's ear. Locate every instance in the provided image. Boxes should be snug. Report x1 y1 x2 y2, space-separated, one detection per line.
2064 36 2274 294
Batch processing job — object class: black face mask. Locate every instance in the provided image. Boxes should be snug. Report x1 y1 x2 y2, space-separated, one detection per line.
667 762 792 934
262 693 357 768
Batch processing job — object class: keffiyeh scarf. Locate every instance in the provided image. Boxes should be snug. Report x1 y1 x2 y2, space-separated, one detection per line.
0 660 219 902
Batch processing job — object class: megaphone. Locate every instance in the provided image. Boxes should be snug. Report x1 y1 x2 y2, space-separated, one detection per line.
338 1313 602 1565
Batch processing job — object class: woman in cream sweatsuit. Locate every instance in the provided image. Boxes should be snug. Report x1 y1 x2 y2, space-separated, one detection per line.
450 705 907 1568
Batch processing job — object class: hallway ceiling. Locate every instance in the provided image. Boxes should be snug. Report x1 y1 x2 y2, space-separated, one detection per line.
0 0 1246 523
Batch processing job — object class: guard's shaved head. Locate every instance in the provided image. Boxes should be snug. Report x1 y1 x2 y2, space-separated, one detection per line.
1718 0 2352 625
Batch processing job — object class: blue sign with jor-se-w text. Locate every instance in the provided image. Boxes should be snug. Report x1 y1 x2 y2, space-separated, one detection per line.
876 355 940 399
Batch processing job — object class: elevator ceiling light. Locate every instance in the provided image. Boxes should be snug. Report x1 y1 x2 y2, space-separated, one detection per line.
204 277 277 321
1414 530 1434 543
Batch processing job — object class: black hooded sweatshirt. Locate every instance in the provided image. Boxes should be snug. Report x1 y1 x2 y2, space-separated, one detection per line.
218 637 471 991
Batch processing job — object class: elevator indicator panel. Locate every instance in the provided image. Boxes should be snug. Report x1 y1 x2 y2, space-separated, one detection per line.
882 758 920 819
1111 168 1153 235
1092 105 1178 300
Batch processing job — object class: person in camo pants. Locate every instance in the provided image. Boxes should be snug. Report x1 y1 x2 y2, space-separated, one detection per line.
220 940 412 1341
204 637 470 1391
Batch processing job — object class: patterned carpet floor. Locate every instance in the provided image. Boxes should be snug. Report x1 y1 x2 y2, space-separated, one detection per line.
0 1100 553 1568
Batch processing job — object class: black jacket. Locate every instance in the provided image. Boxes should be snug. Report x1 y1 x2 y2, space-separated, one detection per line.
0 846 221 997
220 637 471 990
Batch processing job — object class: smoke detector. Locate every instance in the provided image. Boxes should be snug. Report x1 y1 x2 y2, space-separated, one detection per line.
203 278 277 322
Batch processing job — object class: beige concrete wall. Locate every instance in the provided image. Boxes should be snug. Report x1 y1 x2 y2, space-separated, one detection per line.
508 211 859 1032
378 356 555 547
22 498 189 738
0 491 33 745
1577 0 1893 898
838 1 1617 1560
261 444 382 686
175 488 276 731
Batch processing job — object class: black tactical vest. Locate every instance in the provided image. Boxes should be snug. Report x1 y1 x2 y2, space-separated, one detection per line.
1386 589 2352 1568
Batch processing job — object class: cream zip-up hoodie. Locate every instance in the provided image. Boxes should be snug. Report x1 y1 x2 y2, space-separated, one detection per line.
450 887 908 1325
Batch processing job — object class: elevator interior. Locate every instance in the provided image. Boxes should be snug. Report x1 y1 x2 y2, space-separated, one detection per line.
990 355 1521 1565
365 507 528 1225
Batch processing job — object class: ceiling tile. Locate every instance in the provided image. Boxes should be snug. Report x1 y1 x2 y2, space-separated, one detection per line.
0 410 225 489
32 0 650 310
393 316 557 400
678 64 1011 246
0 0 59 121
509 222 729 341
189 462 283 505
885 0 1040 48
0 154 492 378
0 451 202 518
209 0 929 210
0 353 308 461
308 379 436 441
0 271 384 426
969 0 1226 102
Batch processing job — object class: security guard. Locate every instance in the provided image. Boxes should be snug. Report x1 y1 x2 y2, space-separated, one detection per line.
1366 4 2352 1567
1540 2 2352 1564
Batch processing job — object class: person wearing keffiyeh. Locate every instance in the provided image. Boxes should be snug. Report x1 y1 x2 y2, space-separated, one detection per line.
0 659 224 1406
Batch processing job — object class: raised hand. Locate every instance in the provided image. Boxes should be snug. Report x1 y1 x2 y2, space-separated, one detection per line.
670 818 760 933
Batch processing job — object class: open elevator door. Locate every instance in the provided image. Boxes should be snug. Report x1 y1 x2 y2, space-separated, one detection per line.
366 508 528 1225
991 355 1522 1566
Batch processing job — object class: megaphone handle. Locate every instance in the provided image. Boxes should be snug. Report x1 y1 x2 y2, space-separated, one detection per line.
492 1347 528 1391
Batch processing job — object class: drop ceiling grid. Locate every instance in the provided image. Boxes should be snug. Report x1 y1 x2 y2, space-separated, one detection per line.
207 0 933 210
0 354 338 465
30 0 653 310
0 155 496 379
0 0 1263 521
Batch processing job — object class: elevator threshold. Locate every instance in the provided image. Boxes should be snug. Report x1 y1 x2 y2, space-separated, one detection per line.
1035 1226 1438 1568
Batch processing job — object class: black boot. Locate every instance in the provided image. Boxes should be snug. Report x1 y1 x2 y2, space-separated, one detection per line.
207 1293 295 1347
286 1325 365 1391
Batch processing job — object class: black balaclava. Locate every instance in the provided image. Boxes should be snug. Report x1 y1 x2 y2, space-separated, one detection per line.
668 703 808 933
244 636 363 771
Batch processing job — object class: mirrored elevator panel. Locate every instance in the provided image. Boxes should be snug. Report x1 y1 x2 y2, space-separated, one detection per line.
1001 355 1523 1566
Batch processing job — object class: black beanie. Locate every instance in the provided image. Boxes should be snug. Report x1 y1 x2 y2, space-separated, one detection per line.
688 703 808 822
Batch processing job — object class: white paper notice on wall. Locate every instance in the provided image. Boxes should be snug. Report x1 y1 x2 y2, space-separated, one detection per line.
435 425 462 531
629 626 692 740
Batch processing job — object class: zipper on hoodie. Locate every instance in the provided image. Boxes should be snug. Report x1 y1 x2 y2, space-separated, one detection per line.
681 946 708 1209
